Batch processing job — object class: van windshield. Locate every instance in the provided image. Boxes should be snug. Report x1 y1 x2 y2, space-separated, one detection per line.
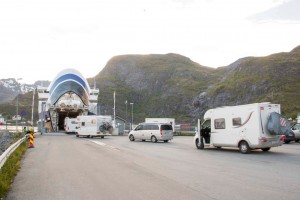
161 125 172 130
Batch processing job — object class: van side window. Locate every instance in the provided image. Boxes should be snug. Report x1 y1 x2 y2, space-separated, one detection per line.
151 125 159 130
144 125 151 130
232 118 242 126
214 118 225 129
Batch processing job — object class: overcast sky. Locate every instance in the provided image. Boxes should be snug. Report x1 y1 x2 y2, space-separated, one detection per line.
0 0 299 84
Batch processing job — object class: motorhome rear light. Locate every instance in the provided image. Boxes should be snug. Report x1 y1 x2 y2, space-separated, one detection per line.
259 137 268 142
260 107 264 110
280 135 286 141
97 132 100 134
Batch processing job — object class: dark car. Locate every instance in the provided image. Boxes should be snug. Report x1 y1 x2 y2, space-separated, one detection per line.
284 129 295 144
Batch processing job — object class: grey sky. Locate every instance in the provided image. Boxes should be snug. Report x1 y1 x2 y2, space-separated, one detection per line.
0 0 299 84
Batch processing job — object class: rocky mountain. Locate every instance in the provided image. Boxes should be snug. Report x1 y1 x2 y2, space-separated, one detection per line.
0 79 50 104
89 46 300 123
88 53 220 123
1 46 299 124
192 45 300 119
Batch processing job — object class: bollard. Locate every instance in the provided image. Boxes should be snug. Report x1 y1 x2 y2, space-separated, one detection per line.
28 132 34 148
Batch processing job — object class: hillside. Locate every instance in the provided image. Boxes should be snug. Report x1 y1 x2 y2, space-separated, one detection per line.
90 47 300 123
192 45 300 119
1 46 299 124
88 53 220 123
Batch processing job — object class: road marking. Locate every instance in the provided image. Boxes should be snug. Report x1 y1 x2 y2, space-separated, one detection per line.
88 140 120 151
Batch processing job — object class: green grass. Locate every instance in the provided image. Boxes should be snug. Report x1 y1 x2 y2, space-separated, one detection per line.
0 140 27 199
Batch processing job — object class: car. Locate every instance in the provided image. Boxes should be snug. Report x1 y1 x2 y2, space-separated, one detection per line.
291 124 300 142
284 129 295 144
128 123 173 143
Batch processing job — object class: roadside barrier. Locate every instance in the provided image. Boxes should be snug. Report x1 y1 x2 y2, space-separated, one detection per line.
0 136 26 170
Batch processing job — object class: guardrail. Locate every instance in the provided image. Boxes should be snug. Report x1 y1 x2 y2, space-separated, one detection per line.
0 135 27 170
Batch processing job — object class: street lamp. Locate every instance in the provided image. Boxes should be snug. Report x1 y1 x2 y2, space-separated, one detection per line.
130 102 134 130
16 78 22 132
125 100 128 127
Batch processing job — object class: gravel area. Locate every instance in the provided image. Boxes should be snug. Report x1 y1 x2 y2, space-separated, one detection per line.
0 130 17 156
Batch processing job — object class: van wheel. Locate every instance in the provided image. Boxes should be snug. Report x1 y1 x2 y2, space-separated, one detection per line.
151 136 157 143
76 134 79 138
142 139 145 142
101 136 104 139
239 141 251 154
163 140 168 143
261 147 271 152
195 138 204 149
295 139 300 142
129 134 135 141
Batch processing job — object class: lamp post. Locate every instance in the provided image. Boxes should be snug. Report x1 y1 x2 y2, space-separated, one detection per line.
130 102 134 130
125 100 128 128
31 88 35 126
16 78 22 132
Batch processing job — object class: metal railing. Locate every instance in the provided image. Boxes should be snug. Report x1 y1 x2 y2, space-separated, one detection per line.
0 135 27 170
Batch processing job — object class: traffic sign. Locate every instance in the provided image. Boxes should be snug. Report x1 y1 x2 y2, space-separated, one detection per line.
21 111 26 116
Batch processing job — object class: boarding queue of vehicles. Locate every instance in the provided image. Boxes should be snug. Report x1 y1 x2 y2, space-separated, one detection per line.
62 102 297 154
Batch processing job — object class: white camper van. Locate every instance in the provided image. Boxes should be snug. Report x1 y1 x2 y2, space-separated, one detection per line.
76 115 113 138
64 117 78 133
194 103 286 154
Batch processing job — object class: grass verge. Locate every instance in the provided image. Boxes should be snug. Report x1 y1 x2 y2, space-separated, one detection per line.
0 140 27 199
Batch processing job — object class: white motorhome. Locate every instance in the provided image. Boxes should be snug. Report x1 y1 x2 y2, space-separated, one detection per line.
145 118 175 131
64 117 78 133
194 103 286 154
76 115 113 138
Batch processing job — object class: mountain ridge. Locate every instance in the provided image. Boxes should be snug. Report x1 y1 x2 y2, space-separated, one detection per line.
1 46 299 123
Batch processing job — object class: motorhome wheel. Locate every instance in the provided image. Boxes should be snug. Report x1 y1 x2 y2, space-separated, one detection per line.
239 141 251 154
195 138 204 149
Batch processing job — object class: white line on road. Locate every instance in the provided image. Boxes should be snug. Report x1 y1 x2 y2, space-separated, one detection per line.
88 140 120 151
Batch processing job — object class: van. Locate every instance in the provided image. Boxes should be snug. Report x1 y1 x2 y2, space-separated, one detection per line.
194 103 286 154
128 123 173 142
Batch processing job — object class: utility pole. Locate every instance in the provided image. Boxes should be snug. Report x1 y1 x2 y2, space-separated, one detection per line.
16 78 22 132
130 102 134 130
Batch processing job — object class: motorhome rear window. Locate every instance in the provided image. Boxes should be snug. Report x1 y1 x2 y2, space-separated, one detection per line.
161 125 172 130
214 118 225 129
232 118 241 126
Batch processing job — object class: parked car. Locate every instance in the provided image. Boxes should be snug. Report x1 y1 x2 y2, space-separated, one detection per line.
128 123 173 143
284 129 295 144
291 124 300 142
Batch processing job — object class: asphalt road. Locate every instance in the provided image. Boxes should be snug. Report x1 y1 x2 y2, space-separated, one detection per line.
6 133 300 200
